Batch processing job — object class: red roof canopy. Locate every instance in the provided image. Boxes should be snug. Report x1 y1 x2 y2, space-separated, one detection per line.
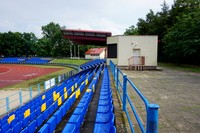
85 47 106 55
62 29 111 46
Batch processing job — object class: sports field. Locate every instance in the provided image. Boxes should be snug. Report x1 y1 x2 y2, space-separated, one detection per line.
0 64 64 89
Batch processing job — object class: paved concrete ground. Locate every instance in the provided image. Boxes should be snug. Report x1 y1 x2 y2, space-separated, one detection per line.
0 90 38 116
121 66 200 133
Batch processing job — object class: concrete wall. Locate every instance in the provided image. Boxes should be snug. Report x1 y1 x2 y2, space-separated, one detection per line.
107 35 158 67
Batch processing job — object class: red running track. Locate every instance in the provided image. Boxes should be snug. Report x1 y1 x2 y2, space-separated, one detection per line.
0 64 64 89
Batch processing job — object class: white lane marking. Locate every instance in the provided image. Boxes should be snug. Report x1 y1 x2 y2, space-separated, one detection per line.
0 66 12 75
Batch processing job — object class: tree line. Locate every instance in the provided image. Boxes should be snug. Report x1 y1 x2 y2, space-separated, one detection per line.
0 22 93 58
124 0 200 65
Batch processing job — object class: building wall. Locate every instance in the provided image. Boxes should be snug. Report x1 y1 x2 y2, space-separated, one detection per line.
85 54 99 59
107 36 119 44
107 35 158 67
99 50 106 59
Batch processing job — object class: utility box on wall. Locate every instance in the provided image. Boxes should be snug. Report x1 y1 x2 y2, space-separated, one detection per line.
107 35 158 70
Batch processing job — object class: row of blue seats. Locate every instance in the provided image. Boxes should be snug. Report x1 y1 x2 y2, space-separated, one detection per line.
94 67 116 133
0 58 26 63
62 65 103 133
0 57 51 64
25 58 50 64
0 67 95 133
37 66 101 133
80 59 106 70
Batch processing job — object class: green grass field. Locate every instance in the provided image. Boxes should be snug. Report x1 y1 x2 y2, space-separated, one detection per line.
52 59 90 65
158 63 200 73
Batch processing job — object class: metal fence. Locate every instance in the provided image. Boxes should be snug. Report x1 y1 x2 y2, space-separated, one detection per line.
110 60 159 133
0 69 78 116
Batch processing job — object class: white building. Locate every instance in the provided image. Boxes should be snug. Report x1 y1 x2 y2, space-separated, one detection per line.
85 47 106 59
107 35 158 70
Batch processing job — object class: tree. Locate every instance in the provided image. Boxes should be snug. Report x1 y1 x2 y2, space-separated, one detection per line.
124 25 138 35
0 32 22 57
163 8 200 64
41 22 70 57
22 32 38 57
36 38 50 57
137 10 158 35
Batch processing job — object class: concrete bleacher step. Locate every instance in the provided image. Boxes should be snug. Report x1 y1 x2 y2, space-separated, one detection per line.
80 72 103 133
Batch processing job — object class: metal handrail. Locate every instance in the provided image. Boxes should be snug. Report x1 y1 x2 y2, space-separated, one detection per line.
109 60 159 133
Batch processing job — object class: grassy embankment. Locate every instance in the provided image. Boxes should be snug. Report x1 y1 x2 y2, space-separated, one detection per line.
52 59 89 65
158 63 200 73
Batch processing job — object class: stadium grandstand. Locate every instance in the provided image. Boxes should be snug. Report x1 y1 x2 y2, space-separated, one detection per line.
0 59 159 133
0 59 118 133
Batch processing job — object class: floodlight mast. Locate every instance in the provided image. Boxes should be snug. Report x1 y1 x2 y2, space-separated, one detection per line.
70 41 73 59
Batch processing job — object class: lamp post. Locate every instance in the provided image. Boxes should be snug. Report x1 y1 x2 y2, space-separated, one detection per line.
78 45 80 59
74 44 76 59
70 41 73 59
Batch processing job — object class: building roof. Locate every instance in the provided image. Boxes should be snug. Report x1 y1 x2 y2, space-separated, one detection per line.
85 47 106 55
62 29 111 46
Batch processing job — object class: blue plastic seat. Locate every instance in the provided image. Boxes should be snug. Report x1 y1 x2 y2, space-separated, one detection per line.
36 114 43 127
15 109 21 116
36 108 41 117
96 112 114 124
4 129 12 133
99 94 112 100
28 120 36 133
22 116 30 128
54 101 58 110
1 114 8 122
73 107 84 115
54 109 62 125
59 105 65 118
10 118 18 128
46 116 56 133
46 100 51 107
62 100 70 116
20 127 28 133
13 121 22 133
62 123 77 133
30 106 35 113
49 104 55 115
30 111 36 121
68 114 82 129
38 124 49 133
1 119 8 127
77 102 87 108
1 123 10 133
73 107 85 123
43 108 50 120
98 99 112 106
94 123 116 133
100 91 111 96
97 104 114 114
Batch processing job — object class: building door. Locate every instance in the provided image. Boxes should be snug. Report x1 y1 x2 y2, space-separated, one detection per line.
133 49 140 65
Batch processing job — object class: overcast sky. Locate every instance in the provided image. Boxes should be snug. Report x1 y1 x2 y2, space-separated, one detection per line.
0 0 174 38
